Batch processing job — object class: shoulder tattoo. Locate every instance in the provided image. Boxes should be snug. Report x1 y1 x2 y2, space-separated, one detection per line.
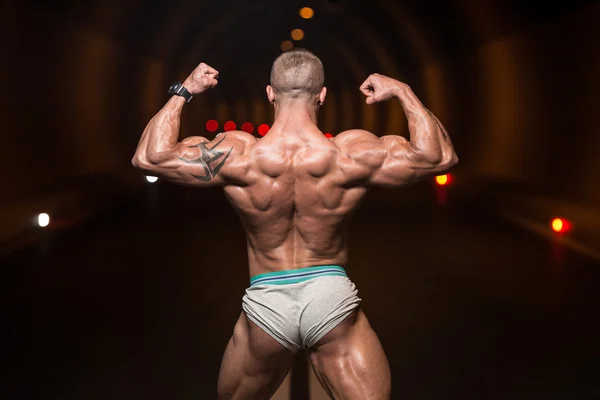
179 135 234 181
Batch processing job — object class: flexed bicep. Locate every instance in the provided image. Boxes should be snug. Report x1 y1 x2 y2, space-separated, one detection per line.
369 135 455 186
336 73 458 187
131 60 252 188
335 130 453 188
135 132 253 188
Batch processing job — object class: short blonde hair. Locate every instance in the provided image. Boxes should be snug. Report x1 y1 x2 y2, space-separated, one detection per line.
270 49 324 97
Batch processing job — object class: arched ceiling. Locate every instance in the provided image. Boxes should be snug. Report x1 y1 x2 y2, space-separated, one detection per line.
30 0 595 102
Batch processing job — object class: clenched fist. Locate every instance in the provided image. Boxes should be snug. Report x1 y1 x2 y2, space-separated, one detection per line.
183 62 219 95
359 74 407 105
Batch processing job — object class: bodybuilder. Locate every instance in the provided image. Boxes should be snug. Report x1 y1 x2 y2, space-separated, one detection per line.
132 49 458 399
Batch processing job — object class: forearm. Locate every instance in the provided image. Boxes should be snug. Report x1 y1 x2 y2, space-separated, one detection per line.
132 95 187 166
393 85 456 165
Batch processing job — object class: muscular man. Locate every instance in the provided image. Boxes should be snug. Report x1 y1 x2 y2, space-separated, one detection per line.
132 49 457 399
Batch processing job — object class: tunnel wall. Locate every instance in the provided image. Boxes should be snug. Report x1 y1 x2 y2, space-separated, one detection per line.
3 5 129 202
425 3 600 258
434 4 600 205
0 2 153 250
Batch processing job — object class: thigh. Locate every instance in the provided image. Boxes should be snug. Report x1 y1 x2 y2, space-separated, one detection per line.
308 309 391 400
218 312 295 400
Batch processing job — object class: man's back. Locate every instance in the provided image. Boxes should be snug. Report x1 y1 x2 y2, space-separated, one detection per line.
132 53 458 399
223 126 368 276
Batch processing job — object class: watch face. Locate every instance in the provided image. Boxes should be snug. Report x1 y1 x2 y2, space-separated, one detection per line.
168 82 181 95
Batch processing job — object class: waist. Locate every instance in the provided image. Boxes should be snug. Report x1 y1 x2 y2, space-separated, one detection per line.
249 265 347 287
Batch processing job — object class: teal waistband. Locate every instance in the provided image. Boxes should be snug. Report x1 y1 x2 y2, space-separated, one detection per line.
250 265 347 286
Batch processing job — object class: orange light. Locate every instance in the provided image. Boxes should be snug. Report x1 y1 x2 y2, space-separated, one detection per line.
241 122 254 133
435 174 450 186
551 218 571 233
206 119 218 132
224 121 236 131
299 7 314 19
291 29 304 41
281 40 294 52
552 219 563 232
258 124 270 136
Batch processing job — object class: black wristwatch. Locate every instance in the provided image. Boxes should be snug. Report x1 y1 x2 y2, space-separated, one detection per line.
168 82 193 103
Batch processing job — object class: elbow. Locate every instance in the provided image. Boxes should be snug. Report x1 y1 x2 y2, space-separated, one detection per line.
131 155 140 169
420 152 459 171
131 152 154 171
447 152 459 168
411 146 443 166
132 147 169 175
421 149 458 174
439 151 459 172
131 153 144 170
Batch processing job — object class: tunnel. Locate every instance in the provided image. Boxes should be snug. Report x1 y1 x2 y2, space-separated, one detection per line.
1 0 599 398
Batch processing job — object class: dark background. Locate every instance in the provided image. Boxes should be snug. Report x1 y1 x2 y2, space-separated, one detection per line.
1 0 599 399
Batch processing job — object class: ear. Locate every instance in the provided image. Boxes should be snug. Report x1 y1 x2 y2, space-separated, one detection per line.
266 85 276 104
318 87 327 105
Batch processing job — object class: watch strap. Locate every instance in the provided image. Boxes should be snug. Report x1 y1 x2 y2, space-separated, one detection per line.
169 82 193 103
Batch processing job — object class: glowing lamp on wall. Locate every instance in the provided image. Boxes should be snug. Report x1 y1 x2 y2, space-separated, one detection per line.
258 124 270 136
435 174 451 186
551 218 572 234
37 213 50 227
299 7 314 19
224 121 236 131
241 122 254 133
206 120 219 132
291 29 305 41
281 41 294 52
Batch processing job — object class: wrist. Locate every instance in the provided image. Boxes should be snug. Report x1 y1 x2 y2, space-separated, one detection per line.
169 81 194 102
182 78 207 96
182 78 194 93
392 82 409 98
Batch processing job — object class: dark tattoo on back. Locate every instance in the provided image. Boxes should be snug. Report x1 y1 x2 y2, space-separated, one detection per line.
179 135 233 181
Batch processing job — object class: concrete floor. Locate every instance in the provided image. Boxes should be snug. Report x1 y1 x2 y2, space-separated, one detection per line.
1 183 599 399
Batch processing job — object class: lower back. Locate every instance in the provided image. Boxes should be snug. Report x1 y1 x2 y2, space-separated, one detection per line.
244 222 350 277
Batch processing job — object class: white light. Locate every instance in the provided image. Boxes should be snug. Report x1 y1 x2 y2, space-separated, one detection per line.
145 176 158 183
38 213 50 227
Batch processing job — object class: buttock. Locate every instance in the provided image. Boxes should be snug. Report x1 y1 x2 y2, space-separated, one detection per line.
241 265 362 351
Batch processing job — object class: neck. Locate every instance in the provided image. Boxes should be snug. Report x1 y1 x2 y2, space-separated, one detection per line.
273 99 319 126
